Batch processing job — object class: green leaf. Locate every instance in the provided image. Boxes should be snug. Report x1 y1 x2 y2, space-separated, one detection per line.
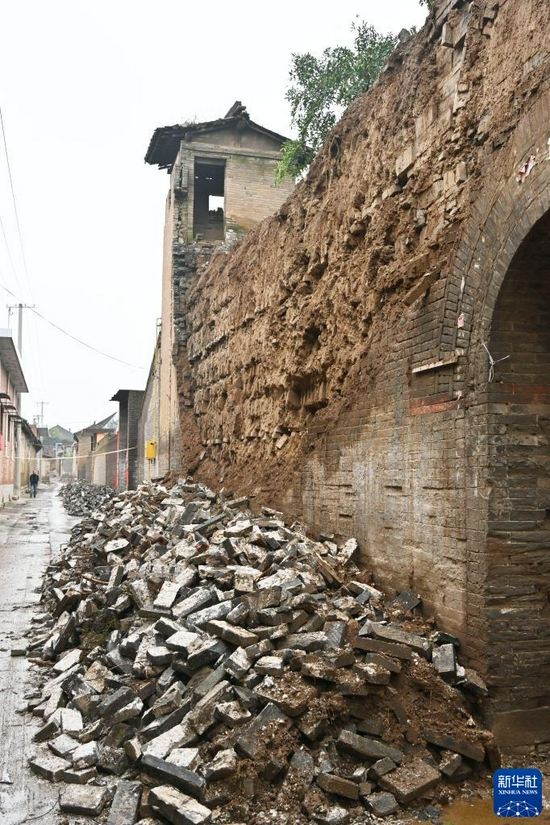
276 19 397 181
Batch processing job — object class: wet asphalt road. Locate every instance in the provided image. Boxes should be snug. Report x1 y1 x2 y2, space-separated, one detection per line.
0 482 76 825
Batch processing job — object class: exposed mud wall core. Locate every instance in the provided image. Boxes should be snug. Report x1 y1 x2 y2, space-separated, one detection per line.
164 0 550 745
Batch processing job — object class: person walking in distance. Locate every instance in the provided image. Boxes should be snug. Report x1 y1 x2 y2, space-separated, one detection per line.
29 470 39 498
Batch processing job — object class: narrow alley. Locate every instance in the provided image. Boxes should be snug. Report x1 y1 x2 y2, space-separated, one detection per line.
0 483 75 825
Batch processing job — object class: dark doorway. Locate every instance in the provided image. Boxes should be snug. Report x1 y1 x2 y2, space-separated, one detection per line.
193 159 225 241
486 209 550 745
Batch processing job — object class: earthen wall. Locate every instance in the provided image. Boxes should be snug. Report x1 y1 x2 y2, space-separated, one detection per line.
169 0 550 739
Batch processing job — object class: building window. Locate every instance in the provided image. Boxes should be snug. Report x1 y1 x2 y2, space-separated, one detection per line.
193 159 225 241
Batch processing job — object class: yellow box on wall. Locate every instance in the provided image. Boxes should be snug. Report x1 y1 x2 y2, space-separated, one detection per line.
145 440 157 460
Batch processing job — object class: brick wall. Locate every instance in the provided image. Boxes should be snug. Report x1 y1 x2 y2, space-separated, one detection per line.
137 337 161 483
127 391 144 489
165 0 550 745
117 399 128 490
225 154 294 232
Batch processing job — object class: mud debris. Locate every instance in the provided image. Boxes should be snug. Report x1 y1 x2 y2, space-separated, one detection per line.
25 478 498 824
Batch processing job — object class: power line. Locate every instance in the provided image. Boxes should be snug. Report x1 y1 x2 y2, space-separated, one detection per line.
0 214 21 294
0 104 32 299
0 281 145 369
30 306 146 369
0 105 145 372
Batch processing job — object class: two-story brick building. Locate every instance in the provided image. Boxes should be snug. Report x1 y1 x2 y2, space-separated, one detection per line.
137 103 294 481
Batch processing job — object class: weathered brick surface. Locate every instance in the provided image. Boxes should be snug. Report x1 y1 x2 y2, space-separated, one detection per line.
144 0 550 742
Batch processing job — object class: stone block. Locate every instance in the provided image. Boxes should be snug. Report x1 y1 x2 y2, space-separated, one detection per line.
363 652 402 673
53 648 82 674
84 660 109 692
317 773 359 800
97 745 129 775
142 720 197 759
186 600 233 627
172 589 215 620
29 752 70 781
422 729 485 762
149 784 212 825
439 750 463 778
353 662 391 685
167 748 200 770
154 580 182 609
186 637 225 670
336 730 404 764
108 697 145 725
432 643 456 678
254 655 284 676
285 632 327 652
61 766 98 784
206 620 258 647
48 733 79 759
97 686 135 718
72 740 99 768
324 621 347 649
224 647 252 680
389 590 421 612
147 645 173 666
379 757 441 803
59 785 109 816
188 680 232 735
128 579 151 608
366 792 400 817
155 617 181 638
361 622 431 658
125 736 143 762
141 754 205 800
152 682 184 718
214 700 251 727
106 780 142 825
50 707 83 736
165 629 201 654
368 757 396 780
106 647 134 675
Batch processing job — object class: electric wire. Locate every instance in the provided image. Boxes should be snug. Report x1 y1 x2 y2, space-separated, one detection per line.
0 211 21 295
0 104 146 412
18 445 137 462
0 104 32 300
0 280 145 369
29 306 146 369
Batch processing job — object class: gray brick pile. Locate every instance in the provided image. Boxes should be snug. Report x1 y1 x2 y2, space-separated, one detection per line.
23 479 499 824
60 480 115 517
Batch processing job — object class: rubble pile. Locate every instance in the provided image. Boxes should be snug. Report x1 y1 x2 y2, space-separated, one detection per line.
25 479 499 825
60 480 115 517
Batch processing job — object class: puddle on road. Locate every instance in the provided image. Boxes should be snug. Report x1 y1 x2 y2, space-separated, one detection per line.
418 797 550 824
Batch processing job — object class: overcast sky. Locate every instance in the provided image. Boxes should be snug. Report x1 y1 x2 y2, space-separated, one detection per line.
0 0 426 433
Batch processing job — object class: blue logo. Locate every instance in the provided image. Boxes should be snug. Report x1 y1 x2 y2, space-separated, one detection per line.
494 769 543 817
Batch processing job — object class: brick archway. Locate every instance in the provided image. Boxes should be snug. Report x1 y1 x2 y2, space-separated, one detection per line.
451 90 550 747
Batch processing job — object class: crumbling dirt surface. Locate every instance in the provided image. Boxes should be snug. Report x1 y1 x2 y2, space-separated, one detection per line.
172 0 550 521
19 477 512 824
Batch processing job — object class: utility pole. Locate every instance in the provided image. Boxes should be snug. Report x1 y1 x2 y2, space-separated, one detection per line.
9 303 34 498
36 400 48 427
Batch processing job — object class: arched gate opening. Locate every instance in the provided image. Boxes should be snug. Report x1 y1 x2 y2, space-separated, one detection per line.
486 209 550 747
